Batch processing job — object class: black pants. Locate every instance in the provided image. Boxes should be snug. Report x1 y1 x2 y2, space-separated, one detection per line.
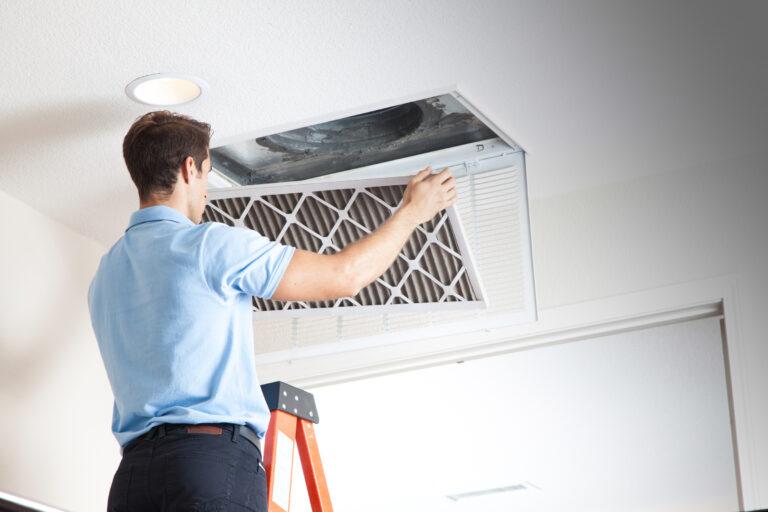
107 423 267 511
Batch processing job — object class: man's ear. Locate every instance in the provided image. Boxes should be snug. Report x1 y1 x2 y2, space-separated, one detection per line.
180 156 196 184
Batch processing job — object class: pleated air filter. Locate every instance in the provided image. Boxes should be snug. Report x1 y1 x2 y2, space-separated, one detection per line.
203 176 485 316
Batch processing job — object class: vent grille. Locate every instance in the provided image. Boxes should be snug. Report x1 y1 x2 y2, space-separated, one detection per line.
203 177 484 316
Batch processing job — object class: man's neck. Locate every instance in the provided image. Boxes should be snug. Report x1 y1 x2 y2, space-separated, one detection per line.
139 196 192 222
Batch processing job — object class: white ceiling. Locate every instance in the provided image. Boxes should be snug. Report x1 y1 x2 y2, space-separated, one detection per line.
0 0 766 247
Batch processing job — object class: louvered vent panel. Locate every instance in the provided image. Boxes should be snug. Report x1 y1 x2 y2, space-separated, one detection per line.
203 177 484 324
385 162 529 334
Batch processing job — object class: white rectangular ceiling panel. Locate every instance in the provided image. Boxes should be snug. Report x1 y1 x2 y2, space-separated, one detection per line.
204 88 537 354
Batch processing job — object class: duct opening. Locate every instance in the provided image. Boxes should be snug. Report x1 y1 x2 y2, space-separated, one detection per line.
210 94 498 185
257 104 423 153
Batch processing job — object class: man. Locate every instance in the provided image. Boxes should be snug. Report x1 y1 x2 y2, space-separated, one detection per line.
88 110 456 511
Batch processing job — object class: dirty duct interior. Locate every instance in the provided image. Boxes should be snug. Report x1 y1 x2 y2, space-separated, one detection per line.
202 177 482 314
210 94 497 185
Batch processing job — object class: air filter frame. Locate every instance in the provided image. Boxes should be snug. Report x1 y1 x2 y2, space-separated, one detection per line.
205 175 487 318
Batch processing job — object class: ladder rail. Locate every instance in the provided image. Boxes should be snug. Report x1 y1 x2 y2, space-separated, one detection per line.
261 382 333 512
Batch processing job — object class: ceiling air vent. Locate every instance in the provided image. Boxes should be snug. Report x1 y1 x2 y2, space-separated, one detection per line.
205 88 536 351
203 176 484 316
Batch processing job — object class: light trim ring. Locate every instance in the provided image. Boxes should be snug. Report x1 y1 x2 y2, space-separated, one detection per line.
125 73 208 106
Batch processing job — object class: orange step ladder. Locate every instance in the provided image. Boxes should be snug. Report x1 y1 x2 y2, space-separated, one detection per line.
260 381 333 512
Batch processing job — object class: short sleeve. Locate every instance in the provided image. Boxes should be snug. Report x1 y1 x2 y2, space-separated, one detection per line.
200 223 295 300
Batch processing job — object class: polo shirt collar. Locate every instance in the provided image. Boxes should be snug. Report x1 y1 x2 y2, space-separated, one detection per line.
127 205 196 231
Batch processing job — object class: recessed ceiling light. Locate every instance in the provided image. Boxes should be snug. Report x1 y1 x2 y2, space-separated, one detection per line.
125 73 207 106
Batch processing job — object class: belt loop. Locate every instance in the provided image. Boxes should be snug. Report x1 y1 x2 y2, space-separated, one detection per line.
231 424 240 443
157 424 166 439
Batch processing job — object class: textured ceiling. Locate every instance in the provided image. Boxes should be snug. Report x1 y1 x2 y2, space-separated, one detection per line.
0 0 766 247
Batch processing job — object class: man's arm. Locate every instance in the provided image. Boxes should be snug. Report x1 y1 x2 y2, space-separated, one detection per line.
271 166 457 302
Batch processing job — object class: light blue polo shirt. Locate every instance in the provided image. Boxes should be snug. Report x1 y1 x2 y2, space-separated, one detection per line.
88 205 295 449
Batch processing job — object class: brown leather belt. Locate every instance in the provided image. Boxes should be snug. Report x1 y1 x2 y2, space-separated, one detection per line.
134 423 262 454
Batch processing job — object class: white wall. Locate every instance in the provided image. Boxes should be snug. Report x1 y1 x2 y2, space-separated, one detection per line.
528 150 768 508
299 317 737 512
0 188 117 511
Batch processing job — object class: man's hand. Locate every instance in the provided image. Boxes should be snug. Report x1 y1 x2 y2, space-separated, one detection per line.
271 165 459 302
400 166 457 225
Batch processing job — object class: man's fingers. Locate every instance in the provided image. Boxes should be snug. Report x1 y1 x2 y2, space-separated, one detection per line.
437 189 458 210
429 167 453 183
412 166 433 183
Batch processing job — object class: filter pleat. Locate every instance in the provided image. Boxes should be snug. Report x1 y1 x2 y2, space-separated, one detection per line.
243 200 285 239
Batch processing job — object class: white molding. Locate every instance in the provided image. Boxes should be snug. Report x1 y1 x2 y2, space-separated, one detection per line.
513 151 537 321
719 275 756 510
254 273 754 509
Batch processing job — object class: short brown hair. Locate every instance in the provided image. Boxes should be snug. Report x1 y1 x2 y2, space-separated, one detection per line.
122 111 212 200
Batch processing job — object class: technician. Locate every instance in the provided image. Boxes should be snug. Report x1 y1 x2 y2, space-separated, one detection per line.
88 110 456 511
